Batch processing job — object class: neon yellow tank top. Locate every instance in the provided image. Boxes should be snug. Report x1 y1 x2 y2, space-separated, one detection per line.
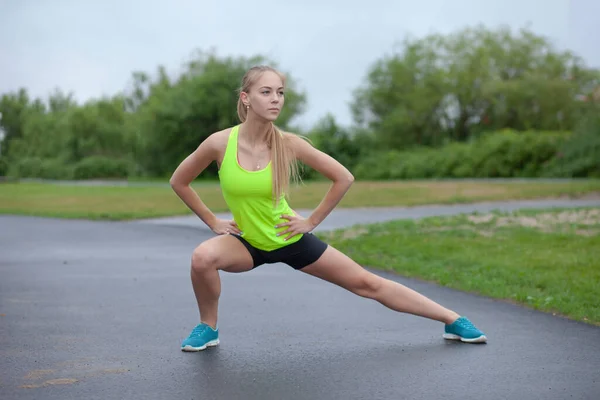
218 125 303 251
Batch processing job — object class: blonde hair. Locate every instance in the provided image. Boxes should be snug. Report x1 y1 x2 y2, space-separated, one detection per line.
236 66 302 205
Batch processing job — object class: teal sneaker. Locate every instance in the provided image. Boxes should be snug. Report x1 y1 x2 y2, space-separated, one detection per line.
443 317 487 343
181 323 219 351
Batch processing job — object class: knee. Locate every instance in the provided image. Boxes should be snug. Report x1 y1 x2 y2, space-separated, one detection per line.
352 273 383 299
191 243 220 273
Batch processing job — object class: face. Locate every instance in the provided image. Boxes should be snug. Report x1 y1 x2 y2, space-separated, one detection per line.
242 71 285 121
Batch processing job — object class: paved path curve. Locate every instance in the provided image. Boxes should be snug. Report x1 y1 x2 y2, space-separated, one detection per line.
136 197 600 232
1 199 599 400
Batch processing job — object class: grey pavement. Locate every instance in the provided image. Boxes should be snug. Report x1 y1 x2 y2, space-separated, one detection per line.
135 197 600 233
1 199 600 400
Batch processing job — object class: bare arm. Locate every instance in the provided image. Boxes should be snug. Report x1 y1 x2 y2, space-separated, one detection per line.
169 134 221 230
288 134 355 229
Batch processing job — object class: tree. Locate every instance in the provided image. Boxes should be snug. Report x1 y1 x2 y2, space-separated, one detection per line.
133 51 307 177
307 113 363 172
0 88 34 157
0 49 306 179
351 25 600 149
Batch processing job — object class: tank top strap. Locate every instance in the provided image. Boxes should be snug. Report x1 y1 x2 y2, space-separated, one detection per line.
222 125 239 168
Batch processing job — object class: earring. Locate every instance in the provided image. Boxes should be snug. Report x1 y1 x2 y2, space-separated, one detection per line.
246 104 249 109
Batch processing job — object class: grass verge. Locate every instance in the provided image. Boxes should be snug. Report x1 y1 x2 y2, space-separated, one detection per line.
317 207 600 326
0 179 599 220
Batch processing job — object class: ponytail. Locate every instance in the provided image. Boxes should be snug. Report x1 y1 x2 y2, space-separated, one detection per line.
269 123 301 206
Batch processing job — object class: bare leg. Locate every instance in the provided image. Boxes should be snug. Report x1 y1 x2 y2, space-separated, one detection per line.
190 235 254 329
301 245 460 324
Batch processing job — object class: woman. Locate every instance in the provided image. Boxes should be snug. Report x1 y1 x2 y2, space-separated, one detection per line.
170 66 487 351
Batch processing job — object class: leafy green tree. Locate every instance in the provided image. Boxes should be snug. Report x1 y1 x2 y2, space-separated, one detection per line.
351 25 600 149
0 88 36 157
307 113 364 172
132 51 307 177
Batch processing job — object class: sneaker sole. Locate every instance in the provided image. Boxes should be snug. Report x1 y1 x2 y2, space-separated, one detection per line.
181 339 220 352
443 333 487 343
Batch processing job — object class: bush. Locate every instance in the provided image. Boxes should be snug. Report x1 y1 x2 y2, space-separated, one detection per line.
544 112 600 178
38 159 74 180
0 155 7 176
5 156 136 180
352 130 572 180
72 156 132 179
470 130 569 178
6 157 74 179
7 157 44 178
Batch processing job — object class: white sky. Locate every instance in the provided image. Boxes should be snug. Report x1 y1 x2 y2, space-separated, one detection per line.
1 0 598 129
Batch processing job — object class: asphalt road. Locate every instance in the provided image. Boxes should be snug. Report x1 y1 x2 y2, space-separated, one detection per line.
1 199 599 400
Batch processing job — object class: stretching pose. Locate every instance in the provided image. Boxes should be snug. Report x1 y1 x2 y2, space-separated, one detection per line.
170 66 487 351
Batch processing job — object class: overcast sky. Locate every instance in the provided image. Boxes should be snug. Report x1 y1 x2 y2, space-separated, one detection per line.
1 0 598 129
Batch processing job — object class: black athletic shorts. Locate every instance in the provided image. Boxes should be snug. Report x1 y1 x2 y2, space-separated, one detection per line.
231 233 328 270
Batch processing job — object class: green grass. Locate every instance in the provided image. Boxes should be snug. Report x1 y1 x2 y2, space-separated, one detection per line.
0 179 599 220
318 207 600 325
